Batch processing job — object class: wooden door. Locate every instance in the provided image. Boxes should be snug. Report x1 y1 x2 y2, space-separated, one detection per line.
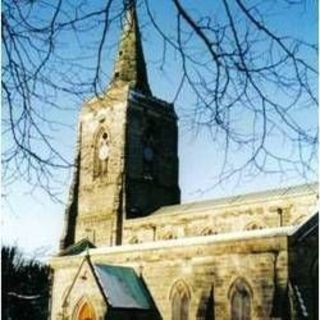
78 302 96 320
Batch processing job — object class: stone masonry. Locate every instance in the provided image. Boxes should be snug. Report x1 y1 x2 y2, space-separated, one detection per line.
51 2 318 319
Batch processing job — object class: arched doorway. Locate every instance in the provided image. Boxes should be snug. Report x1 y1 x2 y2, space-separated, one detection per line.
77 301 96 320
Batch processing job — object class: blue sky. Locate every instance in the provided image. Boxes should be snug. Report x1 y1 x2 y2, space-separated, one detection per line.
2 0 317 258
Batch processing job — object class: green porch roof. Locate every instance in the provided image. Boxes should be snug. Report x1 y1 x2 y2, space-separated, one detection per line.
93 264 154 310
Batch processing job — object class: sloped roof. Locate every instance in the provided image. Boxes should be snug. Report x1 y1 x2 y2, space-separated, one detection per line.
149 182 318 218
290 211 318 243
93 264 153 310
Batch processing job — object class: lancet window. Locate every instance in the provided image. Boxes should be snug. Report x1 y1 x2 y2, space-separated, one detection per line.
230 278 252 320
93 128 110 178
170 280 191 320
142 124 157 179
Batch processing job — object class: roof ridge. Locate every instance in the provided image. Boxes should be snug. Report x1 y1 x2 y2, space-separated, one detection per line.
157 182 318 212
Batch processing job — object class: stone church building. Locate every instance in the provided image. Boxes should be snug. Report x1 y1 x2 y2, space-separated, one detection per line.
49 2 318 319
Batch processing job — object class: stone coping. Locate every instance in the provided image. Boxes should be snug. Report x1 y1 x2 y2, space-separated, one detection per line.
51 226 295 263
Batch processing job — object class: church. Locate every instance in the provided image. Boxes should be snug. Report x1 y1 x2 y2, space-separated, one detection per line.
49 2 318 319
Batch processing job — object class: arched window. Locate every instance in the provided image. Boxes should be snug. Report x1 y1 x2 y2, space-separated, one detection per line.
163 231 176 240
128 236 139 244
245 221 264 231
93 128 109 178
200 227 214 236
229 278 252 320
142 124 157 180
170 280 191 320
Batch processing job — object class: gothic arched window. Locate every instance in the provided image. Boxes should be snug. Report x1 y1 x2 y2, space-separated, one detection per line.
128 236 139 244
244 221 264 231
93 128 109 178
200 227 214 236
170 280 191 320
163 231 175 240
142 123 157 180
229 278 252 320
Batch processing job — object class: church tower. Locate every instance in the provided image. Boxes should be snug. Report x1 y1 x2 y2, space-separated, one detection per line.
59 1 180 250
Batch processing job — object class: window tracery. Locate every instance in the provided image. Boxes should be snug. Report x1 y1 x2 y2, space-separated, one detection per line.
200 227 214 236
245 221 264 231
163 231 176 240
170 280 191 320
128 236 139 244
229 278 252 320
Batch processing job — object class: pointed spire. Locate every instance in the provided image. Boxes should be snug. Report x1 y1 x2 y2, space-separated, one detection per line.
110 0 151 94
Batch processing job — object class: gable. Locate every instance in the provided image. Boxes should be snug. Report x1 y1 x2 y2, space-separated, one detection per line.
58 257 108 320
63 256 155 313
62 257 107 310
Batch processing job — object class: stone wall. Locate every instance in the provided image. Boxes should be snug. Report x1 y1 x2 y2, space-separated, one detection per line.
67 86 181 247
288 214 318 319
50 229 291 320
123 185 317 245
125 92 180 218
74 86 129 246
51 259 107 320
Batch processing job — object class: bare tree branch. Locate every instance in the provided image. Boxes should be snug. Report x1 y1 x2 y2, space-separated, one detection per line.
2 0 317 201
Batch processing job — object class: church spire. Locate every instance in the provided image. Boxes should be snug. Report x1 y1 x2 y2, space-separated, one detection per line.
110 0 151 94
